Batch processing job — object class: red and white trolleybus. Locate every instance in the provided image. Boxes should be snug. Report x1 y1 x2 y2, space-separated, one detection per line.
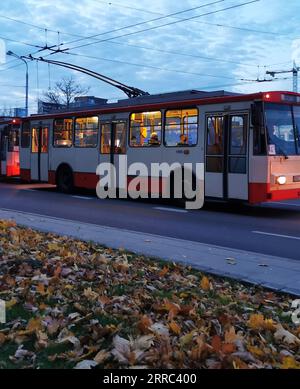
19 89 300 204
0 117 20 177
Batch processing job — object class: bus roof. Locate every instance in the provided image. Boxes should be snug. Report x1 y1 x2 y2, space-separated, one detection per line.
27 89 300 121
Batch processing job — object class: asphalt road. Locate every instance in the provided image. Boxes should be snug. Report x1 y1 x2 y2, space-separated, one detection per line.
0 180 300 261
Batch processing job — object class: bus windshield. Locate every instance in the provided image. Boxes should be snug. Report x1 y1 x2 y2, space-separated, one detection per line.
265 103 298 156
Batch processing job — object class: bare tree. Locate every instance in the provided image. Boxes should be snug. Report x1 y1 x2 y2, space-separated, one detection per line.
43 76 90 107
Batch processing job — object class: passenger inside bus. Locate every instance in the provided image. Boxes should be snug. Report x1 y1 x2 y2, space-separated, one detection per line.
130 135 138 146
149 131 160 145
177 134 188 146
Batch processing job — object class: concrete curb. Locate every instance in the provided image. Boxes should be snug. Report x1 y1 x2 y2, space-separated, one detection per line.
1 208 300 296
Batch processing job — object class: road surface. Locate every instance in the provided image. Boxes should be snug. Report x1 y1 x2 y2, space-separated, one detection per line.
0 180 300 260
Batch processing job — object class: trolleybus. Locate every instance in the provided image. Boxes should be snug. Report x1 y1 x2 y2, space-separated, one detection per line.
19 89 300 205
0 117 20 177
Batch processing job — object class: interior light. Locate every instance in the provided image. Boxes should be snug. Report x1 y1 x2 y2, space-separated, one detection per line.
277 176 287 185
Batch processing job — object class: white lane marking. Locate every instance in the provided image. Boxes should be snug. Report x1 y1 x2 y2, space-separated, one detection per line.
253 230 300 241
71 196 93 200
154 207 188 214
266 202 300 207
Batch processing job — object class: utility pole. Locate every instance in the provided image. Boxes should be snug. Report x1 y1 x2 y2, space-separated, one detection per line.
266 61 300 93
7 51 29 116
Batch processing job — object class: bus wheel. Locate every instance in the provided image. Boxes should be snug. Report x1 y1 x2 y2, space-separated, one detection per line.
57 166 74 193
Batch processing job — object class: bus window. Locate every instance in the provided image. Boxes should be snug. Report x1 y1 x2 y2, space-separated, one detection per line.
253 105 267 156
229 116 247 174
293 106 300 153
41 127 48 153
74 117 98 148
31 127 48 153
164 108 198 147
21 122 30 148
206 116 224 173
8 127 19 152
114 122 126 154
130 111 161 147
101 122 127 154
54 118 73 147
207 116 224 155
31 128 38 153
229 116 247 155
101 123 111 154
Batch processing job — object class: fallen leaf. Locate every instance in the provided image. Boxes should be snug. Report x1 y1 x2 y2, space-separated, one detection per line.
0 333 6 345
27 317 42 333
74 360 98 369
274 325 300 346
248 314 275 331
138 315 153 334
200 276 210 291
94 350 111 364
169 320 181 335
159 266 169 277
281 356 300 369
150 323 169 337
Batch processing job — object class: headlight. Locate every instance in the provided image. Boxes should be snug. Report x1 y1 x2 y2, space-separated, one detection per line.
277 176 287 185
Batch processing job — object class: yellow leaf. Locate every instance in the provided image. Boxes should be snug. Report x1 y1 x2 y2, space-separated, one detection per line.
180 330 195 346
48 243 60 251
248 314 264 329
200 276 210 291
6 298 18 309
248 314 276 331
247 345 264 357
27 317 42 332
169 320 181 335
281 356 300 369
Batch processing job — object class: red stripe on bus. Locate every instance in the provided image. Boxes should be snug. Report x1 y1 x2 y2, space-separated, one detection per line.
249 183 300 203
74 172 98 189
20 169 31 182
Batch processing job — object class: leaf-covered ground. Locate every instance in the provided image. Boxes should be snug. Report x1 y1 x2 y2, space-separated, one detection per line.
0 219 299 369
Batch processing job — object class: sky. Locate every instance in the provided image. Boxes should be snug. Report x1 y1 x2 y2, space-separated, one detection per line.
0 0 300 114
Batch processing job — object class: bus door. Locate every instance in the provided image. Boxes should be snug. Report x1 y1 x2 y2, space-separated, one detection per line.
30 124 49 181
100 121 127 193
205 113 248 200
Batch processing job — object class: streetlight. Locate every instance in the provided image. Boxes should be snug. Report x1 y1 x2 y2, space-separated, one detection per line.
6 51 29 116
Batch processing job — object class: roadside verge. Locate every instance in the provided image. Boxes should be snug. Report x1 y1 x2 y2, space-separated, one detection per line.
1 208 300 296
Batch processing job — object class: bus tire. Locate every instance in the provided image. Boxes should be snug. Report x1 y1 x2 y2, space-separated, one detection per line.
56 165 74 194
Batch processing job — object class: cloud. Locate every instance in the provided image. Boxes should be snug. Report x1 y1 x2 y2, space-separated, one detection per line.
0 39 6 64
